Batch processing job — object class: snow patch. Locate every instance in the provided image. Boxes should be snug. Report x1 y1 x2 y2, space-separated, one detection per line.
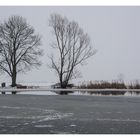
23 123 29 125
0 106 22 109
70 124 76 127
96 118 140 122
34 125 54 128
106 112 111 114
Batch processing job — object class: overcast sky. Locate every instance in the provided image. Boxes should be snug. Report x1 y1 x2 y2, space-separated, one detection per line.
0 6 140 84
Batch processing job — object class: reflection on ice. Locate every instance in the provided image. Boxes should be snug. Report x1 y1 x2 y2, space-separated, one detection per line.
69 91 140 97
16 91 140 97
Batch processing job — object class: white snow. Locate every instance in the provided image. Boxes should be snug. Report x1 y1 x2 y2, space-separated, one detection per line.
0 106 23 109
18 91 57 95
0 105 73 127
96 118 140 122
34 125 54 128
70 124 76 127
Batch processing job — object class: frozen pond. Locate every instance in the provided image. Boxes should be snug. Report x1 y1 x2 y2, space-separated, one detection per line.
0 94 140 134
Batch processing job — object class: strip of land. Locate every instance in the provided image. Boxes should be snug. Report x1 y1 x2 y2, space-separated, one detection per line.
0 88 140 92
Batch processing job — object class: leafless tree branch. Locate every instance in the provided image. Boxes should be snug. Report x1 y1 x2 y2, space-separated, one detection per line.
0 15 43 89
48 14 96 88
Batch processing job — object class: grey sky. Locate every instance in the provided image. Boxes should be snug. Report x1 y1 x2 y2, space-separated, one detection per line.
0 6 140 84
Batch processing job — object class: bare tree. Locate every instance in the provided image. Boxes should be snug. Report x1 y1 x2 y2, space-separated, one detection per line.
49 14 96 89
117 73 125 83
0 16 42 92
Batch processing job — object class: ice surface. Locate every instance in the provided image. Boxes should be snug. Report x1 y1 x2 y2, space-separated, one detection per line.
34 125 54 128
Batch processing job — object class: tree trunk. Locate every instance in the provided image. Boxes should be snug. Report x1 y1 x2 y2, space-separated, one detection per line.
11 72 17 94
61 81 67 89
59 81 69 95
60 77 63 88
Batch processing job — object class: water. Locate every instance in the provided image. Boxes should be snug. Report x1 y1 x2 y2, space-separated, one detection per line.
14 91 140 97
69 91 140 97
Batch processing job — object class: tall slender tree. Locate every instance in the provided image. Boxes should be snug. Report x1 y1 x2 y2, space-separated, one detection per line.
49 14 96 89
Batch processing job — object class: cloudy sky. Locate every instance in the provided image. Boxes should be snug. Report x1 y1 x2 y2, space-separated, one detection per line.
0 6 140 84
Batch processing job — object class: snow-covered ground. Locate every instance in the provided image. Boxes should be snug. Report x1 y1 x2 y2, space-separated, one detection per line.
4 82 55 88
